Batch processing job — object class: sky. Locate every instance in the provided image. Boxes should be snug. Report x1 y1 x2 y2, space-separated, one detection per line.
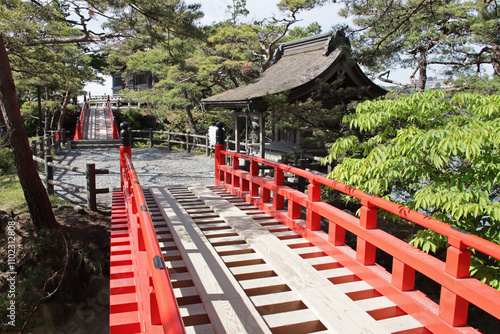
83 0 408 97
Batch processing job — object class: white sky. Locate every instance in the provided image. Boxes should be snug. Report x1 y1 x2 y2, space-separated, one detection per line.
84 0 413 97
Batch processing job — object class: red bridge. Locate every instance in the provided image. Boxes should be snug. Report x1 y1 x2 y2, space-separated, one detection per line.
109 124 500 333
73 97 119 141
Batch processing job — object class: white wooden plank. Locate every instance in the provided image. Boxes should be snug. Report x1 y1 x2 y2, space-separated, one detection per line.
250 290 300 308
262 309 321 329
377 315 424 333
190 185 390 334
230 263 275 280
355 296 397 320
221 252 265 267
150 186 272 334
184 323 215 334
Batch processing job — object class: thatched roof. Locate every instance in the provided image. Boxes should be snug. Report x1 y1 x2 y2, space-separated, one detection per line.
202 31 386 109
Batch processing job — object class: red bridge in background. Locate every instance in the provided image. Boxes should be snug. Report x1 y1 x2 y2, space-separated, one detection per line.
109 124 500 333
73 97 119 141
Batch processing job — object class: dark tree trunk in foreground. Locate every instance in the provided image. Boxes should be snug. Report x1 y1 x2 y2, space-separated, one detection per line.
0 35 58 230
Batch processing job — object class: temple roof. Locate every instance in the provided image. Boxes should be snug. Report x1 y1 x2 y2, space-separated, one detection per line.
202 31 386 109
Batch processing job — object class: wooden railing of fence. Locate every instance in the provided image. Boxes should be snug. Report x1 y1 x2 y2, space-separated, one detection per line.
33 155 109 211
30 130 67 161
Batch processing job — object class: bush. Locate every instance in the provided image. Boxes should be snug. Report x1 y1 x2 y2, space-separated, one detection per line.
0 148 13 174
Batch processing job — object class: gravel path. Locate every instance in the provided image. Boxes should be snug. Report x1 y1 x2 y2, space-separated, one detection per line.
53 148 215 209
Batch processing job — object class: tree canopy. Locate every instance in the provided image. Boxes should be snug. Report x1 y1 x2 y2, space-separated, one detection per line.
323 90 500 287
337 0 500 90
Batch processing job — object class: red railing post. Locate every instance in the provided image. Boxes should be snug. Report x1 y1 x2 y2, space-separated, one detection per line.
328 220 346 246
439 236 471 326
214 122 226 187
241 160 250 192
273 168 284 210
391 258 416 291
356 198 378 265
250 160 259 197
120 122 132 190
306 178 321 230
232 156 240 188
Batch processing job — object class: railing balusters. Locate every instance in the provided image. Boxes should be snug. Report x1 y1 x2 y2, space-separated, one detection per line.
273 168 284 210
439 236 472 326
357 199 378 265
215 145 500 329
306 178 321 230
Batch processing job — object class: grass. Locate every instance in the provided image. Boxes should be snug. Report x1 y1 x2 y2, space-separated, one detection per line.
0 173 27 213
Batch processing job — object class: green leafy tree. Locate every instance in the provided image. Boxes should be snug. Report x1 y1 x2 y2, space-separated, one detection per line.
323 90 500 286
337 0 500 91
0 0 203 230
113 0 328 133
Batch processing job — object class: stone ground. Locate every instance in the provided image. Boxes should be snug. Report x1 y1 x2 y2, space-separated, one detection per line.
53 147 215 210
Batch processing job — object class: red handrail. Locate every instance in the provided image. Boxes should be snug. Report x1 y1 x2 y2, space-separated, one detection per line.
217 148 500 330
107 98 119 139
73 99 87 140
122 152 185 334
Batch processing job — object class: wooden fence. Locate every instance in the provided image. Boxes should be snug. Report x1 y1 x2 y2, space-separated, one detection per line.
30 130 67 160
131 129 239 156
33 155 109 211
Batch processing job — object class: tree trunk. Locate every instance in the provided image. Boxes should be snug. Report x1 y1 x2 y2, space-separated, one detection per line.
0 35 58 230
58 90 71 131
493 43 500 77
417 50 428 92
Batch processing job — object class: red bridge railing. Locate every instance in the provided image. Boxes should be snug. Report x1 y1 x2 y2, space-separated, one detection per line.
107 97 119 139
73 98 87 140
119 123 185 334
215 135 500 332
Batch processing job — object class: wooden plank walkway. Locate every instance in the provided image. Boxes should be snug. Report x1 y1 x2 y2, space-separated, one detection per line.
82 107 113 140
145 185 426 334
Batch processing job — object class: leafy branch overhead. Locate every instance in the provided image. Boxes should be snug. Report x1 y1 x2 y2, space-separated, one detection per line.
324 90 500 238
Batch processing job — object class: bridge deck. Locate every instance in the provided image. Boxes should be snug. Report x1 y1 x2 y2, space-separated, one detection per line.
82 107 114 140
112 185 427 333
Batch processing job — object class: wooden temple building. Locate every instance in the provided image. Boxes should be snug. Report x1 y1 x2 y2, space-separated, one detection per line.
202 31 386 160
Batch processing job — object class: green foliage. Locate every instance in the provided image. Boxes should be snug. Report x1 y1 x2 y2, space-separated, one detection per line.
337 0 500 89
409 229 448 254
324 90 500 285
266 80 367 148
470 256 500 290
110 0 328 134
0 148 13 174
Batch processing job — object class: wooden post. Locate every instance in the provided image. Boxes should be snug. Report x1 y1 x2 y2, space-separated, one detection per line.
214 121 225 186
357 198 378 265
120 122 132 191
328 220 346 246
250 160 259 197
206 132 210 157
31 139 38 168
39 136 45 159
45 155 54 195
167 130 171 151
259 112 265 158
232 156 240 188
306 178 321 231
186 132 191 153
439 236 471 326
87 163 97 211
273 168 284 210
149 128 154 148
392 258 415 291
